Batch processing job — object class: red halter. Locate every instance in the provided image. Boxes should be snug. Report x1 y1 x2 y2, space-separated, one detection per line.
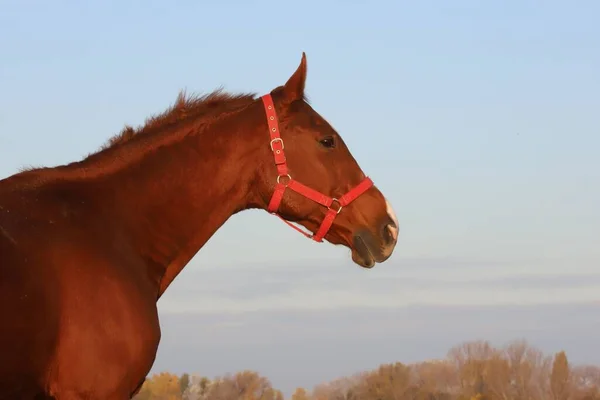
261 94 374 242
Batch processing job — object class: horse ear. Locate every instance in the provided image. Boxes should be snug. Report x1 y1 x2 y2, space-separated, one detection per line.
281 52 307 103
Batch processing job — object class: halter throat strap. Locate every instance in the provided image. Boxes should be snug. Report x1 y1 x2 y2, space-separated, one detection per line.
261 94 373 242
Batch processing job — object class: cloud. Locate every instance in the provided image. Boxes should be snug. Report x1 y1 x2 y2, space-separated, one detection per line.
157 257 600 313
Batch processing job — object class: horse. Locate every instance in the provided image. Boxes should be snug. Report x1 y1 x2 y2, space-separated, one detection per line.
0 53 399 399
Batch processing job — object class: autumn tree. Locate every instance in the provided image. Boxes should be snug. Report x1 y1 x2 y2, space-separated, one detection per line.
182 374 212 400
573 365 600 399
202 370 282 400
134 372 181 400
291 387 310 400
502 340 552 400
552 351 572 400
411 360 457 399
180 373 190 395
361 362 413 399
448 340 496 399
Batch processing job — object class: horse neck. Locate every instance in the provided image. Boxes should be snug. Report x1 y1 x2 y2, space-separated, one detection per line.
89 102 267 297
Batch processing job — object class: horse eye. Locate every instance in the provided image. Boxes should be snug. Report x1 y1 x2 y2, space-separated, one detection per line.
319 136 335 148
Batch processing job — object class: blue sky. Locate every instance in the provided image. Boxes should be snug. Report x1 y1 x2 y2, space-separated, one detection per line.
1 0 599 396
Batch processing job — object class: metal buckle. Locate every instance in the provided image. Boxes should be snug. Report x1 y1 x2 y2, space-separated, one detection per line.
270 138 284 151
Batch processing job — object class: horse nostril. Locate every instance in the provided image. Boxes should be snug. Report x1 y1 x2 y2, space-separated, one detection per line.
381 218 398 244
382 224 391 244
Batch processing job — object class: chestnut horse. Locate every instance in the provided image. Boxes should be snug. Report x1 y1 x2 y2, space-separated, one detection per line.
0 53 398 399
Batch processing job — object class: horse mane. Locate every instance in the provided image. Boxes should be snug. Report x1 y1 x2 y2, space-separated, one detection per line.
98 88 258 152
14 88 259 176
14 88 258 177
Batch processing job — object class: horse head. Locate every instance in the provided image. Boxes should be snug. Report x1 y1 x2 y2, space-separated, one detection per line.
254 53 399 268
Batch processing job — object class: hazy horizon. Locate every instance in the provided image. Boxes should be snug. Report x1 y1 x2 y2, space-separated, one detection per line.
154 300 600 395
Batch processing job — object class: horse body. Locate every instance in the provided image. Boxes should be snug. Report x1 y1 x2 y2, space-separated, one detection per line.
0 54 399 399
0 175 160 398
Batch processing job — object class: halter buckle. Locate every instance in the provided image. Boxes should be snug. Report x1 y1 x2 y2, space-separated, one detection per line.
270 138 284 151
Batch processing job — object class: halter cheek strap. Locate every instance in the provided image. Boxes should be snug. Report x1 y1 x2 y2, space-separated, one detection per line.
261 94 374 242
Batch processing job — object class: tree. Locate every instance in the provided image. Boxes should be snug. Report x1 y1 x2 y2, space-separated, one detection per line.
448 340 495 399
202 370 282 400
362 362 413 399
183 374 212 400
180 373 190 395
412 359 457 397
552 351 571 400
573 365 600 399
291 387 310 400
133 372 181 400
501 339 552 400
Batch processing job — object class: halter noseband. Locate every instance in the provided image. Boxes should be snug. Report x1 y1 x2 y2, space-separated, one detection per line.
261 94 374 242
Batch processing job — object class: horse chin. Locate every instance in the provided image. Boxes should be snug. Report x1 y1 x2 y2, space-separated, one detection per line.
351 237 376 269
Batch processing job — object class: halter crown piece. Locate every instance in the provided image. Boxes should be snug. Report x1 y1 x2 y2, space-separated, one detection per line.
261 94 374 242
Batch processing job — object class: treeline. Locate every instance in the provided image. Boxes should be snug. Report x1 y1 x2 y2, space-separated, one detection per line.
133 339 600 400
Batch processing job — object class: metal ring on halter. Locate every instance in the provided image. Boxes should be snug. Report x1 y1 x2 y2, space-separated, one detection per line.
276 174 292 185
270 138 284 151
329 198 343 214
